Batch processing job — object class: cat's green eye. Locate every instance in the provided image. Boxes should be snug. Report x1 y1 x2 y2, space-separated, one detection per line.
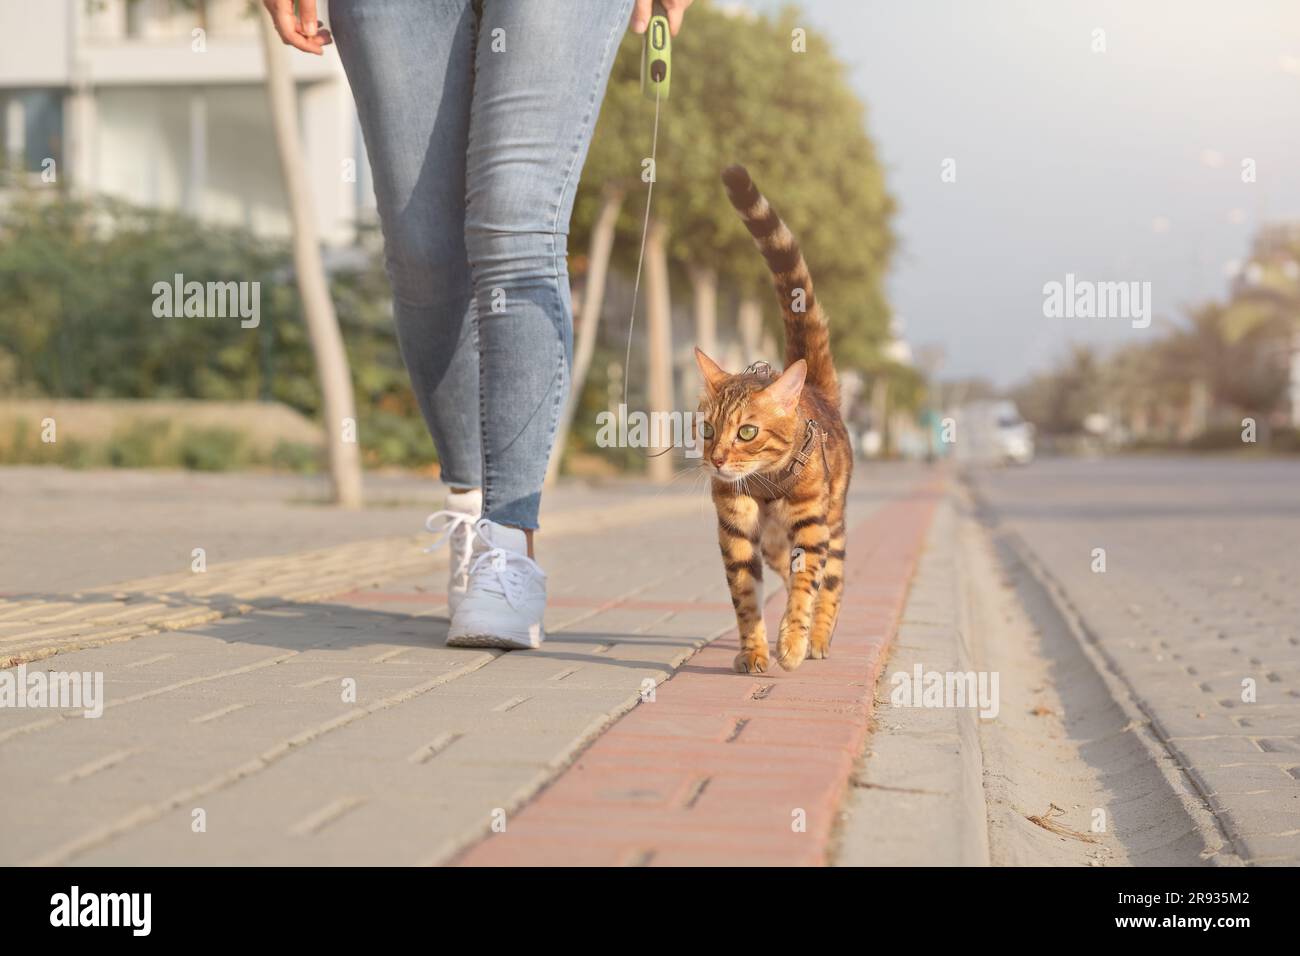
737 424 759 441
699 421 715 439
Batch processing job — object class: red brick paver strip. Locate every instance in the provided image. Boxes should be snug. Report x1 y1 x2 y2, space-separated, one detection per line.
457 475 945 866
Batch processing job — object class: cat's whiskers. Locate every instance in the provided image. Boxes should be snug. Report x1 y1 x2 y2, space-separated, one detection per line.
717 460 783 496
669 461 718 516
654 457 709 496
746 469 783 496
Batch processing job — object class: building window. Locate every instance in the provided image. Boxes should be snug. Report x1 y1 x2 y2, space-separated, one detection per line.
0 90 64 177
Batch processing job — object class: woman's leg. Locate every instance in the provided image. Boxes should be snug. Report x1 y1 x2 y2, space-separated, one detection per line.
465 0 635 531
330 0 482 491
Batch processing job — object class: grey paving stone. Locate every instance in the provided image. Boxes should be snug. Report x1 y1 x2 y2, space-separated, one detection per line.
974 458 1300 865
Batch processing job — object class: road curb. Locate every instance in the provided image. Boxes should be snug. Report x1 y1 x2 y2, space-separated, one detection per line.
962 476 1245 866
833 492 991 865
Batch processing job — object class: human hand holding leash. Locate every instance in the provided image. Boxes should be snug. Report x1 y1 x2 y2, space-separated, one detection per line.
632 0 694 37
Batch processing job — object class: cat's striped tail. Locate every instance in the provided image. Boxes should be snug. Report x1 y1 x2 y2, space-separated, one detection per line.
721 164 837 401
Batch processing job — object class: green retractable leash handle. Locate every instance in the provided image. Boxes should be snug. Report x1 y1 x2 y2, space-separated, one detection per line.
640 1 671 100
623 2 672 411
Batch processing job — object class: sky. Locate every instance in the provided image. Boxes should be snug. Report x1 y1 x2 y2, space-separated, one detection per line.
743 0 1300 385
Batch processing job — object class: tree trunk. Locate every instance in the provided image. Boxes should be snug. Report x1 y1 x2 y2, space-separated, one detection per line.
545 183 624 486
737 293 762 365
685 264 717 408
869 376 889 458
644 218 674 483
688 264 718 359
1290 325 1300 429
258 15 362 507
723 342 745 376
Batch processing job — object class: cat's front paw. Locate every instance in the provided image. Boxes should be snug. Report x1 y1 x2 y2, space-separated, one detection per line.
734 648 769 674
776 619 809 671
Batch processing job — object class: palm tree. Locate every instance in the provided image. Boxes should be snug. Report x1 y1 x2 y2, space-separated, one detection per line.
1221 243 1300 428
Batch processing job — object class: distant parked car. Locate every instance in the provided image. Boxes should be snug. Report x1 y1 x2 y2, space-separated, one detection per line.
994 405 1035 465
952 400 1035 465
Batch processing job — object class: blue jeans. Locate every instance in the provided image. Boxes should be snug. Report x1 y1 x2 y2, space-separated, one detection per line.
331 0 633 529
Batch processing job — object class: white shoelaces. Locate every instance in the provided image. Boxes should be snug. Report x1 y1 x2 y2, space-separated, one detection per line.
423 509 477 578
426 515 540 610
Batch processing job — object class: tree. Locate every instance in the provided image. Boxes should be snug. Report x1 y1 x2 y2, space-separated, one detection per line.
546 183 624 485
550 36 664 484
644 218 675 480
1193 303 1289 428
561 1 897 478
256 12 362 506
1013 345 1104 435
1220 232 1300 427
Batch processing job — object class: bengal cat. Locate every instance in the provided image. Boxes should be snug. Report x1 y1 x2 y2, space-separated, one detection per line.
695 165 852 674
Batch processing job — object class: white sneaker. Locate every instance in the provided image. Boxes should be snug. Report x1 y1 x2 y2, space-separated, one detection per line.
424 488 483 617
446 518 547 650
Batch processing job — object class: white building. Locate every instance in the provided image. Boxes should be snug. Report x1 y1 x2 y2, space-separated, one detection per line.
0 0 372 245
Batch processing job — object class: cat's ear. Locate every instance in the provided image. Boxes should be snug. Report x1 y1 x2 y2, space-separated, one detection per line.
694 347 728 394
761 359 806 414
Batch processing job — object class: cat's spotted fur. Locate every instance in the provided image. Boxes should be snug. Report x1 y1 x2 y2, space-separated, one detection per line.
696 165 852 673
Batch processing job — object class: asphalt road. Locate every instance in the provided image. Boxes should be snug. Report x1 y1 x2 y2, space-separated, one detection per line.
971 456 1300 864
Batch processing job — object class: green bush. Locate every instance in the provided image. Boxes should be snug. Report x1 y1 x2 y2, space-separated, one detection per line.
269 439 322 474
178 426 250 471
0 415 330 472
0 189 441 471
106 419 177 468
359 408 436 468
61 438 106 469
0 417 104 468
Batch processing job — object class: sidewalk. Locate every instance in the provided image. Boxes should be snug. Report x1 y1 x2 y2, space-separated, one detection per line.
0 465 940 865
